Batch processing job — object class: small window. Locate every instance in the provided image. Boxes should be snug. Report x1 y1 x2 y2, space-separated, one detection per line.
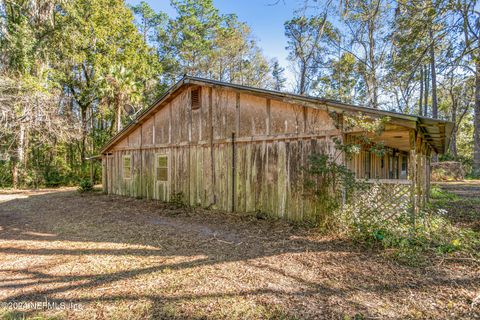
191 88 201 110
123 155 132 179
156 154 168 182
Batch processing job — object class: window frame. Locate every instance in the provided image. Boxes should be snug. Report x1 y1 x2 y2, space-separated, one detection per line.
123 155 132 180
155 153 169 182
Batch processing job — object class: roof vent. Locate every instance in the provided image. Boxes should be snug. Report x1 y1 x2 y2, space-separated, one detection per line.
191 88 201 110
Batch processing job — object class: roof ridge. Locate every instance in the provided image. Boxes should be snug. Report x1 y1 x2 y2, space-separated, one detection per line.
100 75 453 154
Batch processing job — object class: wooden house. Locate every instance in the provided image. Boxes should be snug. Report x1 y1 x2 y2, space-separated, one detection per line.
100 76 452 222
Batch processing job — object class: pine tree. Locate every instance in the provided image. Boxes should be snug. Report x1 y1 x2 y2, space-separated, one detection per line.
271 59 286 91
285 14 335 95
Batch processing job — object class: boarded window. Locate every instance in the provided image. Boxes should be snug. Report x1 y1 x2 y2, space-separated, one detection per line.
156 154 168 182
191 88 201 110
123 155 132 179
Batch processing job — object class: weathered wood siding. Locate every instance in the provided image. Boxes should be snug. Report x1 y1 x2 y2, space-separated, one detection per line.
103 85 341 221
102 84 434 221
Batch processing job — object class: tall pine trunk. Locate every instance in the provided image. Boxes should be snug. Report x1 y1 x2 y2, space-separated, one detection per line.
424 64 430 116
449 90 458 157
80 106 87 166
368 19 378 108
429 28 438 118
299 61 307 95
419 67 424 116
474 56 480 176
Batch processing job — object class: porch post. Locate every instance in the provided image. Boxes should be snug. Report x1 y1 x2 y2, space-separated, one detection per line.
419 140 427 208
408 129 418 233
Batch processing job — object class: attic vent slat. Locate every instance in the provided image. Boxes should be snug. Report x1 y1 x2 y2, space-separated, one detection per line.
191 88 201 110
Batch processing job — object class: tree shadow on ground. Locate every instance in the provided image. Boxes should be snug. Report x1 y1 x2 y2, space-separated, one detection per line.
0 189 478 319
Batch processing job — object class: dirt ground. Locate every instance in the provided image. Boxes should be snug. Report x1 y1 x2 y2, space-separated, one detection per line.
0 184 479 319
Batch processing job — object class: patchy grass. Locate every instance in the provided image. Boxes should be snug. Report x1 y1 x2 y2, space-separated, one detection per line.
432 181 480 232
0 187 478 319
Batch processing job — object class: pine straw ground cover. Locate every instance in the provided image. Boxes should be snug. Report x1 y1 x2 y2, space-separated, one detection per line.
434 181 480 232
0 186 478 320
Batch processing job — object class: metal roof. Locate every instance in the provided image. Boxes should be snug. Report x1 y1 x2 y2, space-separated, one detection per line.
101 75 453 154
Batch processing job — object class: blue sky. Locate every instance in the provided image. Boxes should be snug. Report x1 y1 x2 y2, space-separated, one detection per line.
126 0 306 88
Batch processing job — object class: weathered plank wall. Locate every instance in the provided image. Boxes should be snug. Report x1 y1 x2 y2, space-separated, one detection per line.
102 84 433 221
103 85 342 221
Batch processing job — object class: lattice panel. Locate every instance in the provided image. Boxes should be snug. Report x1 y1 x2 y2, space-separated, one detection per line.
348 181 412 222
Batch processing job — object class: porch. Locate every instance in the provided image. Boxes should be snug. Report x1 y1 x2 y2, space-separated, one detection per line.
343 120 449 222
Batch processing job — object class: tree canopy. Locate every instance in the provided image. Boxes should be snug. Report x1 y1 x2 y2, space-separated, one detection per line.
0 0 479 187
284 0 479 175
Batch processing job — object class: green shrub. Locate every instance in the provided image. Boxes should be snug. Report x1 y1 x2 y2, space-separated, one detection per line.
0 160 12 187
303 152 356 228
44 169 64 187
78 179 94 193
169 192 185 207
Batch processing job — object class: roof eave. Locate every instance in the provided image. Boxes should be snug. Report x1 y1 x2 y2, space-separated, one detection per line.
100 75 454 155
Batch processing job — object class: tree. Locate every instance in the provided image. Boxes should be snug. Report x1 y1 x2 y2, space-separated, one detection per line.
0 0 80 187
388 1 426 113
164 0 221 79
271 59 287 91
456 0 480 176
130 1 167 43
338 0 391 108
285 14 335 95
99 66 141 133
155 0 272 87
0 0 160 187
390 0 453 117
438 73 474 157
316 52 364 104
54 0 159 163
212 14 272 87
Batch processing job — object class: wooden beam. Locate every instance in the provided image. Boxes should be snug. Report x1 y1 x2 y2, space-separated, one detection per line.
408 129 418 235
